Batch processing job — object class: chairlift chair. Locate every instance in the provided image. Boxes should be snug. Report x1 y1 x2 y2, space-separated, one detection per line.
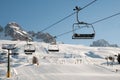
48 43 59 52
48 48 59 52
24 43 36 55
72 6 95 39
72 22 95 39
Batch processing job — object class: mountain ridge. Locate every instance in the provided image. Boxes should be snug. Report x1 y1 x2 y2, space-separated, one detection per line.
90 39 119 47
0 22 55 43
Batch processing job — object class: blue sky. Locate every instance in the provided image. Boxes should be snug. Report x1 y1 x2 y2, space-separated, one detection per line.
0 0 120 46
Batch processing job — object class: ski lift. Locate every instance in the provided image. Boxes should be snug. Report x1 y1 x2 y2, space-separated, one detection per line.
48 42 59 52
72 22 95 39
24 43 36 55
72 6 95 39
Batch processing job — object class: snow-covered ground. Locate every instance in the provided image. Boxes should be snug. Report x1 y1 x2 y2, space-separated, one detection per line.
0 40 120 80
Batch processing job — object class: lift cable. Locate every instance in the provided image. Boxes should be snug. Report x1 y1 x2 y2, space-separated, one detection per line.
80 0 97 10
40 12 75 32
91 12 120 24
54 12 120 38
40 0 97 32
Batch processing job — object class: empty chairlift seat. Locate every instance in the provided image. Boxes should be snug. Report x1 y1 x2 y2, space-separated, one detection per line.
72 22 95 39
48 42 59 52
72 6 95 39
72 33 95 39
24 44 36 55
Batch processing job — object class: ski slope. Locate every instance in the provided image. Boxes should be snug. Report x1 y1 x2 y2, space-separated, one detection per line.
0 40 120 80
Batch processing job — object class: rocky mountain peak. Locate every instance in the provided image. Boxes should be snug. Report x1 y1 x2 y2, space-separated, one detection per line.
90 39 118 47
4 22 31 41
7 22 22 30
0 22 55 43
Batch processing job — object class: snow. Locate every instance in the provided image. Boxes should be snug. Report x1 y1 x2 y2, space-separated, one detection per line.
10 25 20 30
0 40 120 80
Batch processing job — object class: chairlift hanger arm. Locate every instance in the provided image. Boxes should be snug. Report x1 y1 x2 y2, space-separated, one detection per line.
73 6 90 24
73 6 81 23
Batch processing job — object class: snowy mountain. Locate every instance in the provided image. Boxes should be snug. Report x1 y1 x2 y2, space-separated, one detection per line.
0 40 120 80
4 22 31 41
0 22 55 42
90 39 118 47
28 31 56 43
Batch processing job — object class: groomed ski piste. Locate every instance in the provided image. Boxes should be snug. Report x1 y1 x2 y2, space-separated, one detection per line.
0 40 120 80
